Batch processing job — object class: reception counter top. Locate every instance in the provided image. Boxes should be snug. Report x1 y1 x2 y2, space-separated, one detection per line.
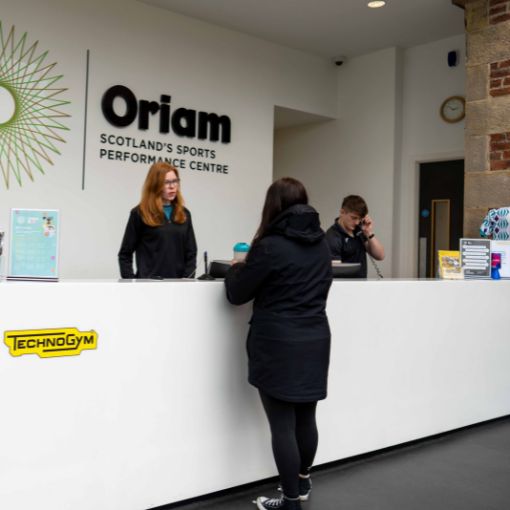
1 279 509 510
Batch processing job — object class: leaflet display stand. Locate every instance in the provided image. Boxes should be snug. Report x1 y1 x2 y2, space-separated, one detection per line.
460 238 491 279
7 208 60 282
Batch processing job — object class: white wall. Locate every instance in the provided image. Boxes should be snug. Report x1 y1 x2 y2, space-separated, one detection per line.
0 2 466 279
396 34 465 277
0 0 337 278
274 47 402 278
274 36 465 277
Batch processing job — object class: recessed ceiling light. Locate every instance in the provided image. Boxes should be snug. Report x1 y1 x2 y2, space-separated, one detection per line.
368 1 386 7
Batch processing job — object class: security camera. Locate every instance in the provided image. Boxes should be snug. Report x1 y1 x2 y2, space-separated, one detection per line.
333 56 346 66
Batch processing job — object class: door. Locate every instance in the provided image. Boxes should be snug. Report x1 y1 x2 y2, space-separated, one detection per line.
418 160 464 278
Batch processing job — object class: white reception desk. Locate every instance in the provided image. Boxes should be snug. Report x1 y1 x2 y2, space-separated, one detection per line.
1 279 509 510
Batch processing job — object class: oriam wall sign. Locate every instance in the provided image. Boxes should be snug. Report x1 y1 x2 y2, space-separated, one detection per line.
0 21 70 189
101 85 232 144
98 85 233 172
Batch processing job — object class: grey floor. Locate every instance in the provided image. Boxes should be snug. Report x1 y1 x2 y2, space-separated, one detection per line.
162 417 510 510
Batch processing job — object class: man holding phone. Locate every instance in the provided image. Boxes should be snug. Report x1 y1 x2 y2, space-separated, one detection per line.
325 195 385 278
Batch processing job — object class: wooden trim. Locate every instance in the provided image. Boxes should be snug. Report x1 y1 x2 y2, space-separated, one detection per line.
430 199 451 277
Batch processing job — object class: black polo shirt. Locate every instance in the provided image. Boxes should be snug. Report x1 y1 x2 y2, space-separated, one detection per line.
325 219 367 278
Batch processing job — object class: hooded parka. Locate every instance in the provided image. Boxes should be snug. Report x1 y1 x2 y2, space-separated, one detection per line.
118 206 197 279
225 204 333 402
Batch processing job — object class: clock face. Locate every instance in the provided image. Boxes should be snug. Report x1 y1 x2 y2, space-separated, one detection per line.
440 96 465 123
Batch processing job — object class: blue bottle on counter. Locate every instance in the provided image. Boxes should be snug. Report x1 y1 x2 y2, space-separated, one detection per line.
491 253 501 280
491 260 501 280
233 242 250 262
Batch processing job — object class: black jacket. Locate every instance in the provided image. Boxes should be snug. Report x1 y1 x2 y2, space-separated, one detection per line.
118 206 197 279
225 204 333 402
325 220 367 278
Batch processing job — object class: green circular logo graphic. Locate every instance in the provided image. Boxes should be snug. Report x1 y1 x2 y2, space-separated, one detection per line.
0 21 70 188
0 84 16 124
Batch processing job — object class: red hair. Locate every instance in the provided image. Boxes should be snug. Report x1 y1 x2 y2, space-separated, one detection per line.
139 162 186 226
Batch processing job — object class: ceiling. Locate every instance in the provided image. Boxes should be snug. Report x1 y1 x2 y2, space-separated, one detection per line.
138 0 465 59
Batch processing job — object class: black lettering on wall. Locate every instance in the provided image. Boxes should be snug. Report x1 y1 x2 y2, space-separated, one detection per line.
102 85 137 127
198 112 231 143
172 108 196 138
100 86 232 143
138 100 160 130
160 95 171 134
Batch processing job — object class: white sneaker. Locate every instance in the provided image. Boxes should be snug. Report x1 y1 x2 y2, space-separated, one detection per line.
255 495 302 509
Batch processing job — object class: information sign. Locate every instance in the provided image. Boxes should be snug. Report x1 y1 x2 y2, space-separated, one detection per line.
8 209 60 281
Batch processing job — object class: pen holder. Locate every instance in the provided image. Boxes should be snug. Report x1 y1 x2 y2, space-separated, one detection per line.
198 250 215 280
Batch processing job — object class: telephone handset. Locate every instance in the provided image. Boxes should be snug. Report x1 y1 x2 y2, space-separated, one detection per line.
354 223 383 279
354 224 364 239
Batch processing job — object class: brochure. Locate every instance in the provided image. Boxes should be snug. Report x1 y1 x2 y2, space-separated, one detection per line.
437 250 463 279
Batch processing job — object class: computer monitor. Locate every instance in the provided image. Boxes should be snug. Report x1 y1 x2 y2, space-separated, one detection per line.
208 260 231 278
208 260 361 279
331 261 361 278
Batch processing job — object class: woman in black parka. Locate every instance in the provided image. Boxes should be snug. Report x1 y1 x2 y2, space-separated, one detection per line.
118 162 197 279
225 178 333 510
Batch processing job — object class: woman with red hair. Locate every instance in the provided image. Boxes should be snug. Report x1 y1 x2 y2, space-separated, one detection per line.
118 162 197 279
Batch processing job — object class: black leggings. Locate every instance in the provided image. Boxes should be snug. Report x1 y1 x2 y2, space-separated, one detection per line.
259 391 318 499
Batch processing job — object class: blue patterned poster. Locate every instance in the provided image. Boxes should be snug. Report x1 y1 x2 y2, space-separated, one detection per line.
8 209 60 280
480 207 510 240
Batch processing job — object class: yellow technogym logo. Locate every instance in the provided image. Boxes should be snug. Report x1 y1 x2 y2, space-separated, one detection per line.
4 328 97 358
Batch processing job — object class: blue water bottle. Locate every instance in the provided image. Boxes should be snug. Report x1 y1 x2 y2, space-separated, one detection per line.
491 253 501 280
233 242 250 262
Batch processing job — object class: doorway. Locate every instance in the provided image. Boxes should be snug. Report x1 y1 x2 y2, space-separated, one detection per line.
418 160 464 278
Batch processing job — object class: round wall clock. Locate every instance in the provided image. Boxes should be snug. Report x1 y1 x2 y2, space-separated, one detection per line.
440 96 465 123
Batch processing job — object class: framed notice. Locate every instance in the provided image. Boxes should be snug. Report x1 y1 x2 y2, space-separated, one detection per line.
8 209 60 281
460 238 491 279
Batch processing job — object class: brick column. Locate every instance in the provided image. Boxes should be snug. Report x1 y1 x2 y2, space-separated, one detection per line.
461 0 510 236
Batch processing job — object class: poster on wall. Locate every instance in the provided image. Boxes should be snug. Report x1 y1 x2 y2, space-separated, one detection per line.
7 209 60 281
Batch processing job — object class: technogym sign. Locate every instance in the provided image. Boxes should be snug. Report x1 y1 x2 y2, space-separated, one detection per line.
99 85 232 173
0 22 70 189
4 327 98 358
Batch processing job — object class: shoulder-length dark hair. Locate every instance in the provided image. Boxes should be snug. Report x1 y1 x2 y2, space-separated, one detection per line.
139 162 186 226
253 177 308 241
